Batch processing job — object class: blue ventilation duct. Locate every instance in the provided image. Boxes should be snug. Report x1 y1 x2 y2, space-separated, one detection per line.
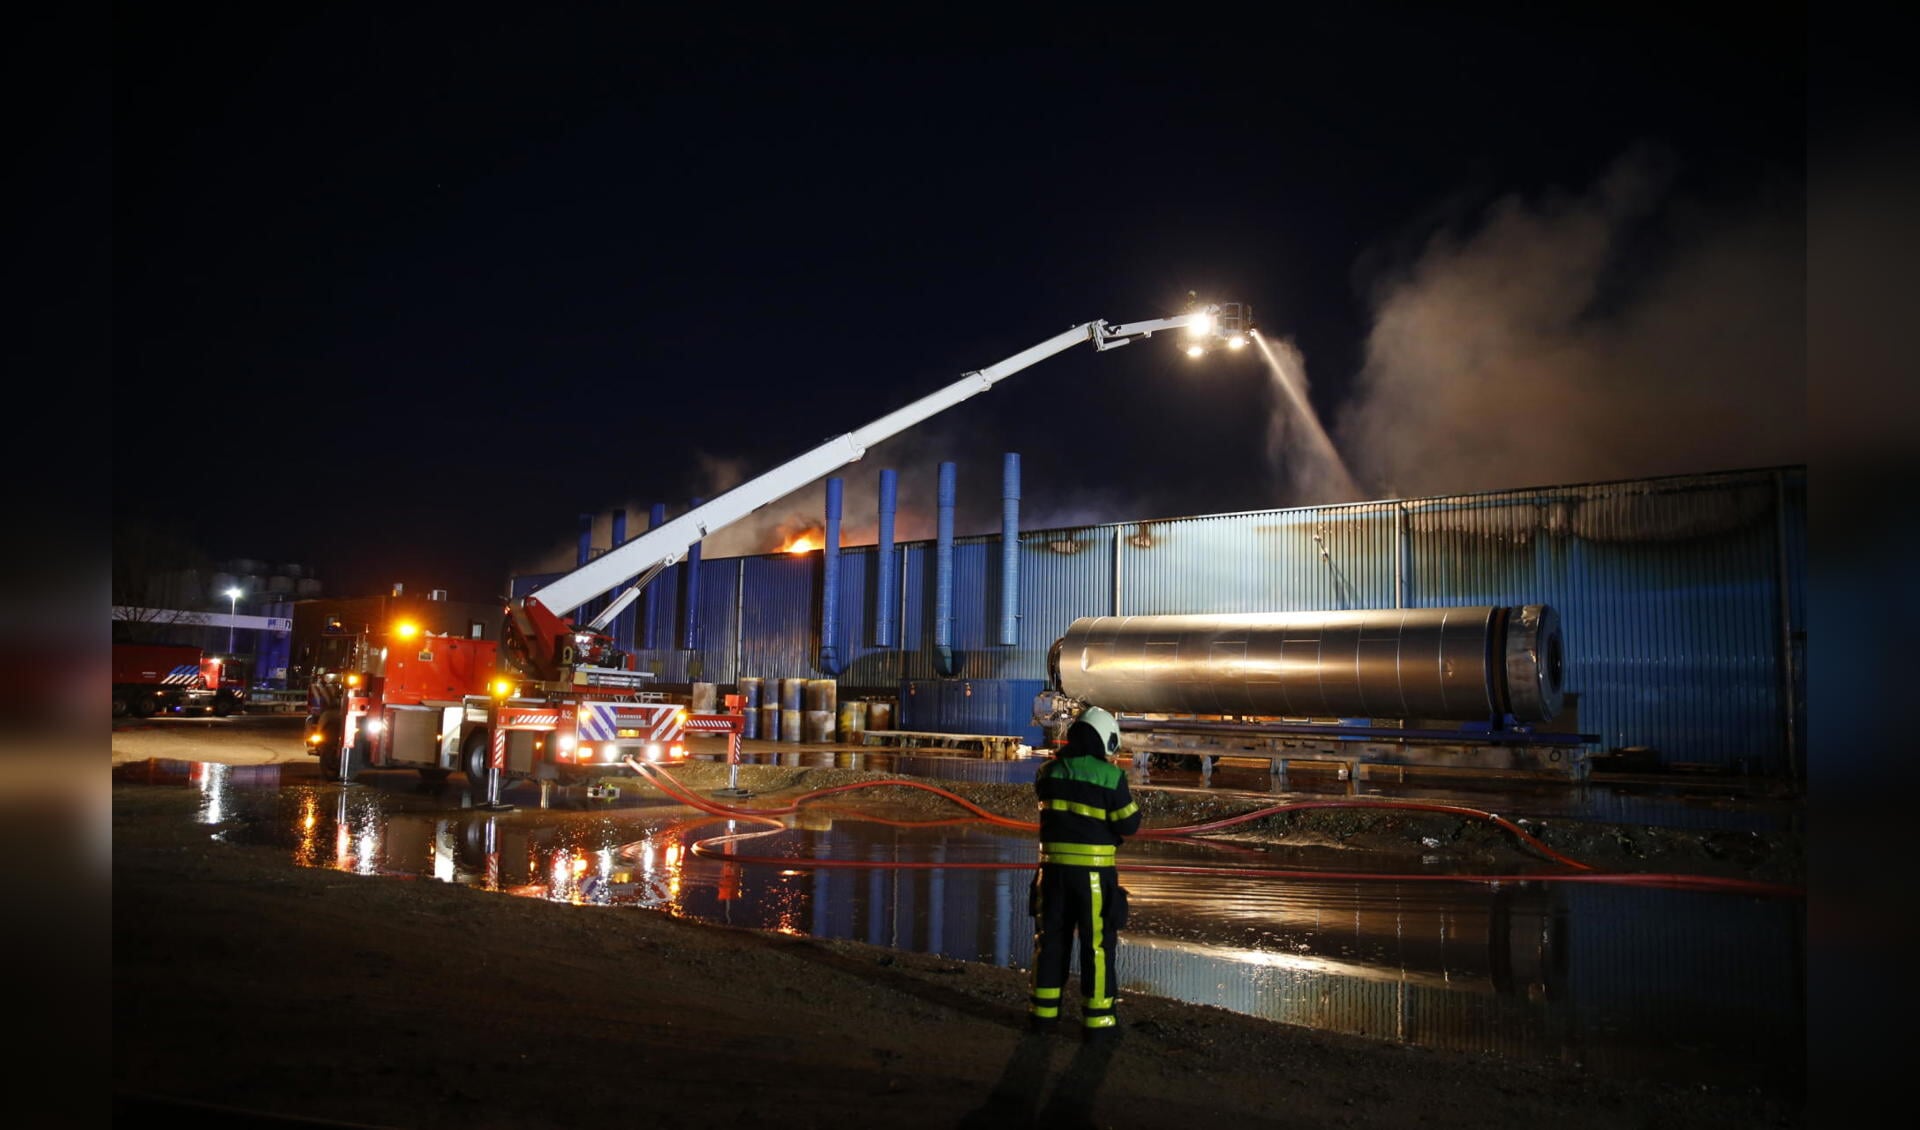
875 468 897 648
610 509 633 652
643 503 667 648
999 453 1020 647
819 477 844 675
576 513 597 625
682 498 703 651
935 461 958 676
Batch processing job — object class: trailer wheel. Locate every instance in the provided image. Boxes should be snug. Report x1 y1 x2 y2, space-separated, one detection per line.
318 746 341 779
113 698 128 718
130 694 159 718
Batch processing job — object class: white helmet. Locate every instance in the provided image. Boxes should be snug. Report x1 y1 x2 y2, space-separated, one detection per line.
1078 706 1121 755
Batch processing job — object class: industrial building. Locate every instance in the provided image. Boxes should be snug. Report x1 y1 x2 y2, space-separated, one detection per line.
510 462 1807 780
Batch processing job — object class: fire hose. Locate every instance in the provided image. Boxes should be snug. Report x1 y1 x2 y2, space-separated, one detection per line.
620 758 1802 898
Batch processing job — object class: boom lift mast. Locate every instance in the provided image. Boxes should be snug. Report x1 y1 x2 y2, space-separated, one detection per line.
501 301 1249 686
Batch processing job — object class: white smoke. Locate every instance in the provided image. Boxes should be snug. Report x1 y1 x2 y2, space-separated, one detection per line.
1336 148 1806 498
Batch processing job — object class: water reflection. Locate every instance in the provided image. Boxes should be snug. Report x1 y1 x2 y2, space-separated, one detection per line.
122 759 1801 1095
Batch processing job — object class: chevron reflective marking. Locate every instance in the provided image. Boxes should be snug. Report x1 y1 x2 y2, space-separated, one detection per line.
582 703 679 741
162 666 204 686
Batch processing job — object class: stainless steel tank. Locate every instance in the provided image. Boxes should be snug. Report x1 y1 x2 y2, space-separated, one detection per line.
1053 605 1564 723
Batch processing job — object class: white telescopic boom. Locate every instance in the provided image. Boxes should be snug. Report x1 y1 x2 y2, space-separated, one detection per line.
537 311 1207 625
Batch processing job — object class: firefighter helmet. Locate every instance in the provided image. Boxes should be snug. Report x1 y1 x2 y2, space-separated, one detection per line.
1078 706 1122 755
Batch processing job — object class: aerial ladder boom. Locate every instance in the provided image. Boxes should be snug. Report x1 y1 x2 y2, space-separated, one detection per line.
504 303 1244 682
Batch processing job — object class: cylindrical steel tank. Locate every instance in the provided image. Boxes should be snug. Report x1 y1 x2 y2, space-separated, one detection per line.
866 701 894 732
759 704 783 742
1053 605 1564 723
690 682 717 713
804 678 838 713
781 708 804 743
779 678 806 712
804 710 836 743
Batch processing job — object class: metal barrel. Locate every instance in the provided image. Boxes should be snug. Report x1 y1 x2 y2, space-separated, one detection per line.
736 676 763 710
781 708 804 743
1053 605 1564 723
690 682 717 713
836 700 868 742
779 678 806 712
803 710 836 743
804 678 838 713
866 701 893 732
742 704 759 740
759 705 782 742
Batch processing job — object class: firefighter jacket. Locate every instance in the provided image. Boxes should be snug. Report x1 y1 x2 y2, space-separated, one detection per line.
1034 748 1141 868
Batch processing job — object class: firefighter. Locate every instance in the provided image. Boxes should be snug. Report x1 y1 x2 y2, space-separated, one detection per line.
1028 705 1141 1041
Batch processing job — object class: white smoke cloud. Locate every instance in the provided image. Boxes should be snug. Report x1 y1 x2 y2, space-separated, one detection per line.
1336 148 1806 498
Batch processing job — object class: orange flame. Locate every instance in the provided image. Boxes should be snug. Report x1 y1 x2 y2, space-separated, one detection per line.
784 533 819 554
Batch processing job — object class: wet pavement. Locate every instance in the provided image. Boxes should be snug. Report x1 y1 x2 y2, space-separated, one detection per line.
114 754 1805 1096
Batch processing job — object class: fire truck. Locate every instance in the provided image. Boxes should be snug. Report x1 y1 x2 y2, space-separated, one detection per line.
113 642 245 718
302 624 723 786
306 301 1245 799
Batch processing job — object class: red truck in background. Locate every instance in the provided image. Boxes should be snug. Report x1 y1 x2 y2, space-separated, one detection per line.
112 642 246 718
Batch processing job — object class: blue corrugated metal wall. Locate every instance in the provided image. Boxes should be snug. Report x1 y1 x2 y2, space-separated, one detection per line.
512 466 1806 774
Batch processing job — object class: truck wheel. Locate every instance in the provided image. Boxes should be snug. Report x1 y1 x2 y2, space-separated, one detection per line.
462 730 491 786
113 698 128 718
130 694 159 718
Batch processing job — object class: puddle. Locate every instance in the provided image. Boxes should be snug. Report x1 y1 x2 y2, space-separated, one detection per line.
118 758 1804 1095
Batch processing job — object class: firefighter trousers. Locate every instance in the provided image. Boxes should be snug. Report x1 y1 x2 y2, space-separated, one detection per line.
1028 863 1124 1030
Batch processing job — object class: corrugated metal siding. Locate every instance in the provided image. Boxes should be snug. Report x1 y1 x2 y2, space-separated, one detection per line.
1118 504 1399 615
1399 474 1788 771
509 466 1806 775
1020 526 1118 660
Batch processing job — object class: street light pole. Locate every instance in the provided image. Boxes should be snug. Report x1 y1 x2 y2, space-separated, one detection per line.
225 586 242 654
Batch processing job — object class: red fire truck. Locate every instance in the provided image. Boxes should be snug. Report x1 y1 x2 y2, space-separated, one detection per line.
302 621 731 787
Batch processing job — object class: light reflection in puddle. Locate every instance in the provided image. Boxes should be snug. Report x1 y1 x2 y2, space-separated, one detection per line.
125 759 1803 1096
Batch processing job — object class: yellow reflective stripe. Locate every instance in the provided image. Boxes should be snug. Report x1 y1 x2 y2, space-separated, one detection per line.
1085 996 1114 1010
1088 871 1107 1006
1084 1014 1117 1029
1039 798 1108 820
1040 797 1140 823
1031 986 1061 1000
1039 844 1116 865
1030 1004 1059 1018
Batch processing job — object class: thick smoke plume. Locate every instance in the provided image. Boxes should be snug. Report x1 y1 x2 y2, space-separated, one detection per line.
1336 149 1805 498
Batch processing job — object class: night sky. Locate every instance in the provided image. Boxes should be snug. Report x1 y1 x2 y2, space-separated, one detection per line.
113 6 1805 604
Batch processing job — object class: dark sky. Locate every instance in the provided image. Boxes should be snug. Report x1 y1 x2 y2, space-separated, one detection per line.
112 5 1805 604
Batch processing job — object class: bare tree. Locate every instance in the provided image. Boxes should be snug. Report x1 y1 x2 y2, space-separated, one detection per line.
112 518 214 643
